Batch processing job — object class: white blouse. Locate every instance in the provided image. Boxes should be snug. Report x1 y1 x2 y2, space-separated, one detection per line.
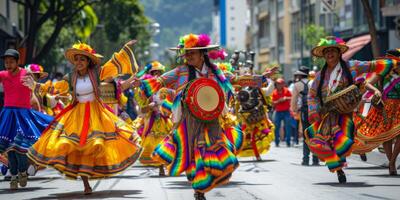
76 75 95 103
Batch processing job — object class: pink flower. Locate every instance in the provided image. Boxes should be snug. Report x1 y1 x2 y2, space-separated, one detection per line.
208 49 227 60
197 34 211 47
30 64 41 72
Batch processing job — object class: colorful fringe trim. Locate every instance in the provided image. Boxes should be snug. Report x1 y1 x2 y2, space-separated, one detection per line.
152 120 239 192
152 119 189 176
305 114 354 172
353 99 400 154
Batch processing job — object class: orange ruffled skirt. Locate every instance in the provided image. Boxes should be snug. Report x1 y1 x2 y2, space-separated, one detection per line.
28 101 142 179
353 99 400 154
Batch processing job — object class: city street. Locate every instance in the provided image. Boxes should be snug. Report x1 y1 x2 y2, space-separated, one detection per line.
1 145 399 200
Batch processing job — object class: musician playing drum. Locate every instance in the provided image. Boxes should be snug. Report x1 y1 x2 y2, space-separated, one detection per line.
305 36 397 184
132 34 244 200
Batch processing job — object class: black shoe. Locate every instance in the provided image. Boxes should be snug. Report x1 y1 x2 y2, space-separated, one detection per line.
360 154 367 162
194 192 206 200
301 161 309 166
312 162 320 166
275 143 280 147
337 170 347 184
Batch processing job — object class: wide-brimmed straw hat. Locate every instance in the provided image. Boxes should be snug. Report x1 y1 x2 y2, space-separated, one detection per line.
65 42 103 66
148 61 166 73
169 33 219 51
311 36 349 57
25 64 48 79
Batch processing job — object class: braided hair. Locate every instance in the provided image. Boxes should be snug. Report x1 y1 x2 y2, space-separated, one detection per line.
317 57 353 106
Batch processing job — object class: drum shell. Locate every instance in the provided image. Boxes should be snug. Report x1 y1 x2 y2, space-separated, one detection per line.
182 78 225 122
324 85 362 114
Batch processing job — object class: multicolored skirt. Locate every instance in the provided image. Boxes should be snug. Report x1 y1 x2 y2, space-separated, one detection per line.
151 110 243 193
0 107 53 153
28 101 142 179
238 117 275 158
305 113 354 172
139 114 172 166
353 99 400 154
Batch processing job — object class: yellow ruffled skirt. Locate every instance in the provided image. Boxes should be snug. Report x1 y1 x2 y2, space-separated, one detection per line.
238 117 275 158
28 101 142 179
138 115 172 166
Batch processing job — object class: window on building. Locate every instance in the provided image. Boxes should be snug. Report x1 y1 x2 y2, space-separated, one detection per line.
231 27 235 31
291 12 301 53
278 0 284 13
258 17 270 39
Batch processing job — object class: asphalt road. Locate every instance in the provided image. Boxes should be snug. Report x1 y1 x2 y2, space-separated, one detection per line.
1 145 399 200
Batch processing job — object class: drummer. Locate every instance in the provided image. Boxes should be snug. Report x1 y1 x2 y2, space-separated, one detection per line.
132 33 243 200
305 36 397 183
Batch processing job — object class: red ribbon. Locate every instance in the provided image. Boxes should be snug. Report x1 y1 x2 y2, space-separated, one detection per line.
80 102 91 146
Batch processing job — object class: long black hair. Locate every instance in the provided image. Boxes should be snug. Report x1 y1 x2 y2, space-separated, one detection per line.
187 49 215 82
317 57 353 105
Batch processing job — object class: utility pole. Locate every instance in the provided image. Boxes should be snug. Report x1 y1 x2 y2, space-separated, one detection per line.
300 0 304 66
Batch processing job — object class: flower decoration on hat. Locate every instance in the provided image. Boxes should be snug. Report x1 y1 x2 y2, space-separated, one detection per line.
179 34 211 49
65 42 103 66
72 42 97 54
312 36 349 57
25 64 44 73
25 64 48 79
136 61 166 78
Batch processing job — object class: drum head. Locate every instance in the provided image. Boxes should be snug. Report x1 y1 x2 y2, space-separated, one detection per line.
184 78 225 121
197 86 219 111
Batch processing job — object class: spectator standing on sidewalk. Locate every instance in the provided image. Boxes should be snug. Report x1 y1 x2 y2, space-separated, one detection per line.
272 78 292 147
290 66 319 166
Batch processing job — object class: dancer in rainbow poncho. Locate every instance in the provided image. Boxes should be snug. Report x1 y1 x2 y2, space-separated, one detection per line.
132 34 243 200
305 36 396 183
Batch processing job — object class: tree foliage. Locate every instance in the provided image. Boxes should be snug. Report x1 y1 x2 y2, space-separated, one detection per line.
300 24 327 48
13 0 99 64
300 24 327 69
13 0 150 72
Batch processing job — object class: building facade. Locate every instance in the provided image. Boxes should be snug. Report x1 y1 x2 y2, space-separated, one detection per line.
247 0 400 79
212 0 248 50
0 0 25 66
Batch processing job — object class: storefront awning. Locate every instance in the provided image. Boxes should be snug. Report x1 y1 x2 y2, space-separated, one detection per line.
342 34 371 61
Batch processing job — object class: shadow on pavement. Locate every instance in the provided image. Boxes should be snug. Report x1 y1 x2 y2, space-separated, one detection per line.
313 182 400 187
221 181 271 188
0 187 56 194
30 189 144 199
345 166 386 170
360 174 400 178
290 162 323 167
162 180 270 190
238 159 277 163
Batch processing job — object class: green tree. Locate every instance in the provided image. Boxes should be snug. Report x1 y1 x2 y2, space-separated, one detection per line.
90 0 151 65
300 24 327 48
300 24 328 69
13 0 99 63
